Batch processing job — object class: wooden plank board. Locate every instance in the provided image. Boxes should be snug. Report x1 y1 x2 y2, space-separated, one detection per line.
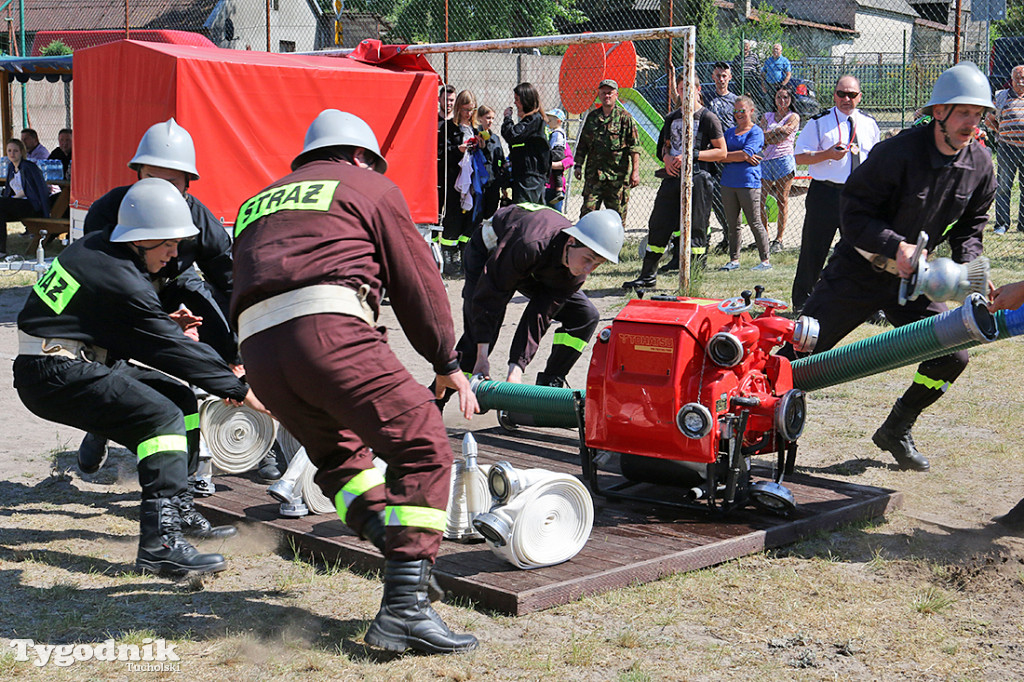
196 426 902 615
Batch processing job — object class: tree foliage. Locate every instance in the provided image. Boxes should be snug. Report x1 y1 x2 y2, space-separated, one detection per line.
344 0 586 43
994 0 1024 38
40 40 72 56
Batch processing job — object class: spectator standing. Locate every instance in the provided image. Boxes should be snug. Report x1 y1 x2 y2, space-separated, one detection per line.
759 87 800 253
438 90 478 274
438 84 456 122
761 43 792 108
622 76 726 289
475 105 507 224
21 128 48 161
436 84 457 224
707 62 738 255
0 138 49 258
986 64 1024 234
733 41 761 100
545 108 574 213
719 96 770 271
501 82 550 204
791 75 880 312
574 79 641 223
48 128 72 177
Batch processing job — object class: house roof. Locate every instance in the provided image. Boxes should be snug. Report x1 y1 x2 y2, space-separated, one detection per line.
15 0 218 33
715 0 859 34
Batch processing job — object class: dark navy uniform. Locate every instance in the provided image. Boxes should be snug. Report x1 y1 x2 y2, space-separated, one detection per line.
84 185 237 364
456 203 599 382
800 122 995 416
15 231 248 502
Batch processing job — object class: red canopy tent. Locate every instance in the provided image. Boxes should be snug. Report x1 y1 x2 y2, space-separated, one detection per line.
72 40 439 225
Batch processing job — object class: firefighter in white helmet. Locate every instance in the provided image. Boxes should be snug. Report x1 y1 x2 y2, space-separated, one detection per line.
15 178 267 576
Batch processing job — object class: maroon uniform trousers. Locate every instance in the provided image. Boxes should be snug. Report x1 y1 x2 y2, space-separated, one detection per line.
242 314 452 561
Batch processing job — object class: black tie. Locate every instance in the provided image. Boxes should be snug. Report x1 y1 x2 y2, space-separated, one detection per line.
849 117 860 173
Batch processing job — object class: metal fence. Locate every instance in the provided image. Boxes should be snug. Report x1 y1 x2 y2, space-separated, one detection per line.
6 0 1024 263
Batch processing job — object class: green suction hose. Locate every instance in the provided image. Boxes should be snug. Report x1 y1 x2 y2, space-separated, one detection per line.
791 294 999 392
472 379 579 428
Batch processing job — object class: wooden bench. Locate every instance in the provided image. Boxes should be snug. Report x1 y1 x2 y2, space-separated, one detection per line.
22 189 70 255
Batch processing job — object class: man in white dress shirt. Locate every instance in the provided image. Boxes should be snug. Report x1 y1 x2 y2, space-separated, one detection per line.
790 75 880 312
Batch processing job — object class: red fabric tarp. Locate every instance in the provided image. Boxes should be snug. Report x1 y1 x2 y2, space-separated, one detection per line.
73 40 439 224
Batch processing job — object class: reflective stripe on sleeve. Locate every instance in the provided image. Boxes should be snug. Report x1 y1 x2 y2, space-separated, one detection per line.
183 413 200 431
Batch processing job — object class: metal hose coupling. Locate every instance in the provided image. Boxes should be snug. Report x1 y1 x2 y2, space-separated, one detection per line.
791 315 819 353
933 292 998 346
444 433 491 542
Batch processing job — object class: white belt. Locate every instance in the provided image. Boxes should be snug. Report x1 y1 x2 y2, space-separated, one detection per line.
237 284 376 345
481 219 499 252
854 247 900 276
17 330 108 363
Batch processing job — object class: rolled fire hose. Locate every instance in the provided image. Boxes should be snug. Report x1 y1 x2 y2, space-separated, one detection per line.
298 457 336 515
473 466 594 569
199 398 277 474
791 293 1001 392
445 433 491 541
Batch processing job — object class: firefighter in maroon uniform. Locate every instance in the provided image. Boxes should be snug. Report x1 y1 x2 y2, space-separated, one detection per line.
230 110 478 655
454 204 624 388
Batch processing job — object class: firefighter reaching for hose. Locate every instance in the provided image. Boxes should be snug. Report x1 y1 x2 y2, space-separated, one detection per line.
14 178 267 576
230 110 479 654
79 119 290 485
447 204 624 389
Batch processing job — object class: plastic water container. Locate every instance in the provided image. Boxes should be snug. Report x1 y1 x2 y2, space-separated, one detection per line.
37 159 64 181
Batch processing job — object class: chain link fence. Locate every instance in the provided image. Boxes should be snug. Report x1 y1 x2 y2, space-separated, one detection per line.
6 0 1024 264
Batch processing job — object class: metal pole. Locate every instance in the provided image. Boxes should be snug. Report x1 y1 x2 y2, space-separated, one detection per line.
125 0 129 39
901 30 907 129
266 0 271 52
18 0 24 129
679 27 695 292
666 0 674 115
954 0 962 62
443 0 449 85
299 26 700 57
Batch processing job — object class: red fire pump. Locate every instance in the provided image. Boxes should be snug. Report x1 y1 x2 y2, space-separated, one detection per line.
582 288 818 515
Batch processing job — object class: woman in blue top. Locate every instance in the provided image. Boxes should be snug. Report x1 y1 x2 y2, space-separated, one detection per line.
718 96 771 271
0 137 50 258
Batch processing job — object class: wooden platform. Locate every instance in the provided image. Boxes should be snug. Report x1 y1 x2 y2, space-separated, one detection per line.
197 427 902 615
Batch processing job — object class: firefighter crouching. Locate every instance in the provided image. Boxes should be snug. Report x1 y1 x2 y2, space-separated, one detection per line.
230 110 479 654
450 204 624 388
14 178 267 576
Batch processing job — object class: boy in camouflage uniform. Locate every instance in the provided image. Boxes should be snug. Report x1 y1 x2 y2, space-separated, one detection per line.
574 79 641 223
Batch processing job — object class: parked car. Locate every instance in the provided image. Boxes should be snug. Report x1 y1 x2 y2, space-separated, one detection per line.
990 36 1024 93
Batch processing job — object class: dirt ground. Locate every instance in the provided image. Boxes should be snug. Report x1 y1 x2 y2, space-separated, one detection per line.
2 252 1024 681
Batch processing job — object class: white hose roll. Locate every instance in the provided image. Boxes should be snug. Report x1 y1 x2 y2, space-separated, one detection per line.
481 473 594 569
276 426 303 460
299 457 336 515
200 398 278 474
445 462 491 541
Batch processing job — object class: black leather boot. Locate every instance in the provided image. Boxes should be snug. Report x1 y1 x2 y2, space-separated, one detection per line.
993 498 1024 531
77 433 109 474
536 372 567 388
871 399 930 472
177 490 237 540
362 511 445 602
623 252 661 290
364 559 478 654
256 441 286 483
136 498 227 576
441 246 462 278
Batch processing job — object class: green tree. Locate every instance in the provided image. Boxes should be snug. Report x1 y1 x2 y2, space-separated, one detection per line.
40 40 72 56
994 0 1024 38
345 0 585 43
737 2 803 61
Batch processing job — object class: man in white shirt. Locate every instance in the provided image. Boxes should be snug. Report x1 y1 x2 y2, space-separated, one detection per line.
790 75 880 312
